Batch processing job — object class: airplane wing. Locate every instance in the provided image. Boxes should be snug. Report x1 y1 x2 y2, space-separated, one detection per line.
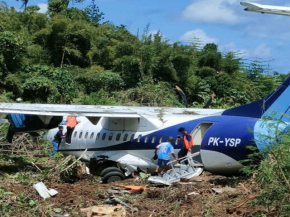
0 103 140 118
241 2 290 16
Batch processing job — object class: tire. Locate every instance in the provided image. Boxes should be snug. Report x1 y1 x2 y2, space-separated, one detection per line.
100 167 122 177
101 171 125 183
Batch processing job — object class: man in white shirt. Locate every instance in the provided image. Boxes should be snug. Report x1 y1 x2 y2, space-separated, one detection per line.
154 137 178 174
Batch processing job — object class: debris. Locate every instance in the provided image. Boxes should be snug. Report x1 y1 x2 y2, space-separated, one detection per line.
33 182 58 199
80 205 126 217
114 184 148 193
105 197 139 212
188 191 199 196
212 187 237 194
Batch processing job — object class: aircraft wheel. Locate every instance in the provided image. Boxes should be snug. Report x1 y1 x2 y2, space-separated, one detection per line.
101 171 125 183
100 167 122 177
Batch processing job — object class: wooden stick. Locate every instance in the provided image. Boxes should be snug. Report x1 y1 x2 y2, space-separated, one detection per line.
60 149 87 173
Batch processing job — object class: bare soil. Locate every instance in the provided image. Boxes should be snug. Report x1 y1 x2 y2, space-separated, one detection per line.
0 135 264 217
0 170 263 217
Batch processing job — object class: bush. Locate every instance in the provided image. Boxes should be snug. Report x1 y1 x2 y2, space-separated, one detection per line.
242 117 290 216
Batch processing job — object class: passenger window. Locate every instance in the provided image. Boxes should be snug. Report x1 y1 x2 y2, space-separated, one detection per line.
90 132 94 139
79 132 83 139
123 134 128 141
84 132 88 139
96 133 100 140
130 134 135 142
102 133 106 140
73 131 77 138
109 133 113 140
116 133 121 141
144 136 148 143
159 136 164 143
137 134 142 143
151 136 156 143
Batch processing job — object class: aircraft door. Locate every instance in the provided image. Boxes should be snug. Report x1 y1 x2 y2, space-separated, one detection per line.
190 123 213 163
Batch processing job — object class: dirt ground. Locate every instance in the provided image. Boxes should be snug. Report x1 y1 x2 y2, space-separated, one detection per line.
0 135 264 217
0 170 263 217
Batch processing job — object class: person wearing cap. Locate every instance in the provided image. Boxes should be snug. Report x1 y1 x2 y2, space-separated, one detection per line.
154 137 178 174
177 127 194 159
49 126 65 157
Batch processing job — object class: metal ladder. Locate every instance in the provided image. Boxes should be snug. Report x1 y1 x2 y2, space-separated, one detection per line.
148 152 203 185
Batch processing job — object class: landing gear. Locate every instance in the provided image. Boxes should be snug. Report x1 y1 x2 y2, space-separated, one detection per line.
101 167 125 183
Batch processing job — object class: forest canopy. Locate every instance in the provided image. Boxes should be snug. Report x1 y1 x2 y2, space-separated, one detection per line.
0 0 289 108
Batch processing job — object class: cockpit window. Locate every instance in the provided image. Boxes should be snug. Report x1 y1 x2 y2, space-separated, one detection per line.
159 136 163 143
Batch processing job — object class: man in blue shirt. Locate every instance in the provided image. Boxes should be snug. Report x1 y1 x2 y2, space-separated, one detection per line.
154 137 178 174
49 126 65 157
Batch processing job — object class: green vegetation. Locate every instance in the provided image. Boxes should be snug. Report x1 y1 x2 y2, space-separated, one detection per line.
242 116 290 216
0 1 288 108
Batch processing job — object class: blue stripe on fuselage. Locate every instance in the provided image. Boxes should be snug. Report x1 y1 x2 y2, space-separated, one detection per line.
59 115 259 163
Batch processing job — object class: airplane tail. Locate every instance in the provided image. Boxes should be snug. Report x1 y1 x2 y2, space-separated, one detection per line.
222 76 290 121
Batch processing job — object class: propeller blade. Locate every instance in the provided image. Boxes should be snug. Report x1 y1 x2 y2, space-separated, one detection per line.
203 92 216 108
175 85 189 108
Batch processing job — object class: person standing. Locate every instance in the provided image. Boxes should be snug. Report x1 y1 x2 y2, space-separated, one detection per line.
50 126 65 157
154 137 178 174
177 127 194 159
66 116 78 145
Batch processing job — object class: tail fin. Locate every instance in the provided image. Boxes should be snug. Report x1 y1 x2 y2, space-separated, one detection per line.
222 76 290 121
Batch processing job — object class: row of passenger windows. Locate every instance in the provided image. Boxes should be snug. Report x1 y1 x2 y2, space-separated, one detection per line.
72 131 180 144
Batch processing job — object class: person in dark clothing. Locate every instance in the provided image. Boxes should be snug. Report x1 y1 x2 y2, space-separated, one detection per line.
177 127 194 160
49 126 64 157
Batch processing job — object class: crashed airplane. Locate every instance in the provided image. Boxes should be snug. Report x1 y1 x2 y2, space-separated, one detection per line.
0 2 289 184
0 74 290 183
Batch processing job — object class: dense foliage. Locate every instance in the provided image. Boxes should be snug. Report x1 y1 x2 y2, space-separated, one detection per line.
242 116 290 216
0 1 289 108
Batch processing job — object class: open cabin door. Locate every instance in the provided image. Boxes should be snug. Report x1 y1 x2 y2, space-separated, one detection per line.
190 123 213 163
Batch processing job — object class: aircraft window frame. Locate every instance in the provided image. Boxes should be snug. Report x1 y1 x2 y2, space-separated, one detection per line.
90 132 94 140
144 136 148 143
116 133 121 141
96 133 100 140
102 133 106 140
137 134 142 143
159 136 163 143
151 136 156 143
123 134 128 141
79 131 83 139
73 131 77 138
109 133 113 140
84 132 89 139
130 134 135 142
